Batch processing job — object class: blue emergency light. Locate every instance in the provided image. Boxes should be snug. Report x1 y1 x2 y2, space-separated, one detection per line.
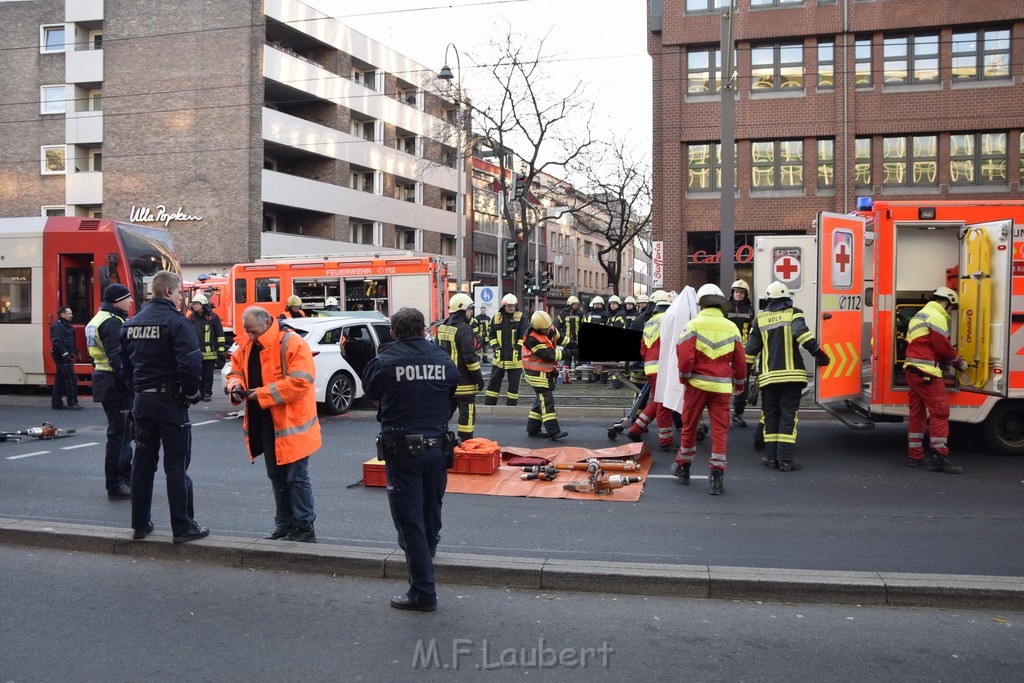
855 196 873 212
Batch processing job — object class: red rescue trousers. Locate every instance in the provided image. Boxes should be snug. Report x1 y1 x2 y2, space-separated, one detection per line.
628 375 675 447
907 371 950 459
676 384 730 470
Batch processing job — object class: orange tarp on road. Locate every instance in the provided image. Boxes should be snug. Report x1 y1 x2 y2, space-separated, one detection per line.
444 442 652 502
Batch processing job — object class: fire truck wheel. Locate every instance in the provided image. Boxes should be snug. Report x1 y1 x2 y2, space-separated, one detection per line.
982 401 1024 456
325 371 355 415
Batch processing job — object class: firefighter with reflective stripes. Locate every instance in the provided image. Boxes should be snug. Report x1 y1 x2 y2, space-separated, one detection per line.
744 281 830 472
623 296 639 328
187 293 226 401
522 311 568 440
437 293 483 440
226 306 321 542
485 294 525 406
606 295 627 328
902 287 967 474
557 295 583 369
627 294 653 387
626 290 674 450
672 284 747 495
470 307 491 363
726 280 755 428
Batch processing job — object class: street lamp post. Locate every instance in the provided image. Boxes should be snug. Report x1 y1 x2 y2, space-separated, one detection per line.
438 44 464 290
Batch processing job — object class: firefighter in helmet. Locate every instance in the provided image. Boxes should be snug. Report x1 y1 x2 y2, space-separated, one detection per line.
902 287 968 474
557 295 583 370
725 280 754 427
606 295 626 328
485 294 526 406
584 296 607 325
626 290 675 450
187 293 226 401
672 284 747 495
322 296 340 313
744 281 830 472
282 295 306 319
522 310 568 440
623 296 639 328
437 293 484 440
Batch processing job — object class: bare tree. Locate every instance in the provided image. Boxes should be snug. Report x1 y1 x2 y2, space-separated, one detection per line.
572 139 653 297
468 31 596 303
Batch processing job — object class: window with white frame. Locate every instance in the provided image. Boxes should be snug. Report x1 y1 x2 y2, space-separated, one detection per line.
882 34 939 85
41 206 66 217
352 68 380 91
397 130 418 155
88 149 102 172
440 236 456 256
396 228 420 251
855 37 872 88
751 43 804 91
40 24 65 54
350 119 375 142
952 28 1010 82
817 42 834 89
442 193 457 212
949 133 1008 186
395 180 417 203
40 85 65 114
41 145 66 174
751 140 803 190
350 221 378 246
351 168 375 193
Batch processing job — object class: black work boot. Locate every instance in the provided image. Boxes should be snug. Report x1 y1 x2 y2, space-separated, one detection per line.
709 468 724 495
671 462 690 485
929 453 963 474
286 524 317 543
483 397 497 406
778 460 802 472
730 414 748 428
506 399 518 406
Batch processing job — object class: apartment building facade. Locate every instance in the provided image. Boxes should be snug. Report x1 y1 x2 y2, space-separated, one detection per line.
1 0 466 275
648 0 1023 291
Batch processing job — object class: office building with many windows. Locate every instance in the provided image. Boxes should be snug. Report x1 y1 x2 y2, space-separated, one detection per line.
648 0 1023 289
1 0 467 276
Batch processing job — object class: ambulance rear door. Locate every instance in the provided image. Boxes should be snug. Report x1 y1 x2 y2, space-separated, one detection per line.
815 212 866 406
754 234 818 372
957 219 1012 398
390 273 432 321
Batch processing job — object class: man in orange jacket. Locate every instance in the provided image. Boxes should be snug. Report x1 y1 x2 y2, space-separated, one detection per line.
226 306 322 542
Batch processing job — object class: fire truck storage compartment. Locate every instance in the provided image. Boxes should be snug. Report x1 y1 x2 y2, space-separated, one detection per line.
892 222 961 389
292 278 342 310
344 277 387 314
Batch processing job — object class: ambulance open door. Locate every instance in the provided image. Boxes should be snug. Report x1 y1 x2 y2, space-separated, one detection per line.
955 220 1012 398
815 212 867 410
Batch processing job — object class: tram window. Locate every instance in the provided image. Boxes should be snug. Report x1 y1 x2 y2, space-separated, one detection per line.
0 268 32 324
255 278 280 303
234 279 247 304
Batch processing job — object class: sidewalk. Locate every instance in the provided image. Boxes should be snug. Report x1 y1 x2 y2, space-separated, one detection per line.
3 517 1021 612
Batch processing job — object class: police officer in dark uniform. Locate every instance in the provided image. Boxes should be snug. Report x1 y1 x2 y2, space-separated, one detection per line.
119 270 209 543
362 307 459 612
49 306 82 410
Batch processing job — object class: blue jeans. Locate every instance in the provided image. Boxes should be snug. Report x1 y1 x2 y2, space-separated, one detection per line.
262 416 315 531
386 446 446 605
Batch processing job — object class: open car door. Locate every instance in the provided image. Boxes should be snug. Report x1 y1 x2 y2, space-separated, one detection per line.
815 212 868 422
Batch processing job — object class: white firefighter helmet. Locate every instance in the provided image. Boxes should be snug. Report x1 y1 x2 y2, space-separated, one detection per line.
590 296 605 307
765 281 792 300
566 295 580 305
501 293 518 306
325 297 338 306
624 296 637 305
650 290 669 304
636 294 650 304
731 279 750 295
531 310 553 330
286 295 302 307
695 283 727 308
608 295 622 305
449 293 474 312
191 293 209 306
932 286 960 309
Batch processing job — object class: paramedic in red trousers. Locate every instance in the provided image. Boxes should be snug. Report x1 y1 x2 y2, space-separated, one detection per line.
225 306 321 542
522 311 568 440
902 287 967 474
626 290 675 450
672 284 747 495
437 293 483 440
744 281 830 472
361 307 459 612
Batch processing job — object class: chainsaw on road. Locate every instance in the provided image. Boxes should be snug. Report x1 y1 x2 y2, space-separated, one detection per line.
0 422 76 443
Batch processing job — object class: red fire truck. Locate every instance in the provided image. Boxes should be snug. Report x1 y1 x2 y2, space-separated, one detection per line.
813 199 1024 455
0 216 179 387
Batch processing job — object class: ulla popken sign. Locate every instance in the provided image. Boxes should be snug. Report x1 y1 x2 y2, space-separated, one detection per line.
129 205 203 227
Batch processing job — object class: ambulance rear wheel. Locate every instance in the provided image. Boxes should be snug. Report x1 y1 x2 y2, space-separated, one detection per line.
325 372 355 415
982 401 1024 456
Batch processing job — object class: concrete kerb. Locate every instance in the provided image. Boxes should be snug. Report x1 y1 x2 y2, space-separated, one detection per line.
3 519 1022 610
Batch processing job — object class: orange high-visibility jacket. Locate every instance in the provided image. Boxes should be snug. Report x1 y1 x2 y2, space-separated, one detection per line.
226 319 321 465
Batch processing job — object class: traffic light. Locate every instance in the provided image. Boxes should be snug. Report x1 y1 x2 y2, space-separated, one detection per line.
540 269 552 293
513 173 528 199
504 241 519 276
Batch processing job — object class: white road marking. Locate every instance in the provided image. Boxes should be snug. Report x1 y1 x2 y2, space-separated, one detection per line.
647 473 709 480
191 420 219 426
61 442 100 450
6 451 50 460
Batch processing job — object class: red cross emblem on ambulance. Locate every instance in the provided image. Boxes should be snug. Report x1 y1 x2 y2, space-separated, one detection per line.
832 230 854 289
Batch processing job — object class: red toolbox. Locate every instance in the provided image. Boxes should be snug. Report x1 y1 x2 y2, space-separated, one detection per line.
363 457 387 487
449 442 500 475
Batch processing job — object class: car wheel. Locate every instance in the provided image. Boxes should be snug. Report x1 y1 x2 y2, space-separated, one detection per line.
982 400 1024 456
325 371 355 415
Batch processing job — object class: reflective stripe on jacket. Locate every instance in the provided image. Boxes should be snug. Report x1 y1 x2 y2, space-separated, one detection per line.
86 309 118 372
227 318 321 465
642 310 666 375
676 308 747 394
744 302 821 387
903 300 964 378
521 329 561 375
438 311 482 395
489 310 524 368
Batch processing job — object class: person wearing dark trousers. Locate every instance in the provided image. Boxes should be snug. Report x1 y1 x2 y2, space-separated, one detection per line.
86 284 134 500
187 293 226 401
744 281 830 472
225 306 321 542
726 280 755 428
522 311 568 440
556 296 582 371
437 293 483 441
362 307 459 612
485 294 525 406
119 270 208 544
50 306 82 410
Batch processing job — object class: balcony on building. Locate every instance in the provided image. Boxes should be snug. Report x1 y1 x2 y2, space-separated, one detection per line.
66 0 103 23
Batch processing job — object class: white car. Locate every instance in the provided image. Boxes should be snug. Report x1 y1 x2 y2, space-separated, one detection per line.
222 313 392 415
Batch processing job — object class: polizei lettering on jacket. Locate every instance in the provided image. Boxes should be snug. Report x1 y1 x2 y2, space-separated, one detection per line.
125 325 162 339
395 364 447 381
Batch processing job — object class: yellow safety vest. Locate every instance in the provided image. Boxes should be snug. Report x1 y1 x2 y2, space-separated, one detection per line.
903 300 951 378
86 309 119 372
